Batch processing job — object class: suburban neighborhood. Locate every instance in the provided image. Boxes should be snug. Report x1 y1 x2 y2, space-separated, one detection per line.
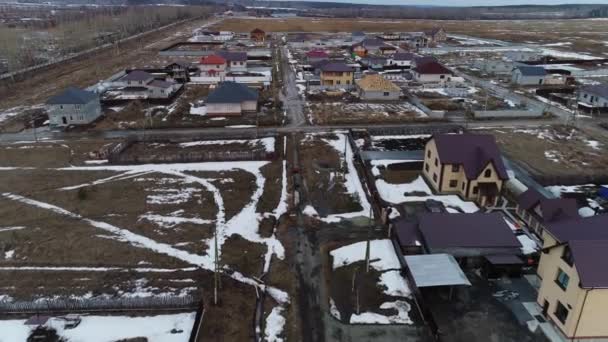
1 1 608 342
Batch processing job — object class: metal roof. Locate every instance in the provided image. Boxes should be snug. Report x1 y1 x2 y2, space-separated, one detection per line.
515 66 547 76
206 81 258 104
46 87 98 105
123 70 154 82
404 254 471 287
546 214 608 243
582 84 608 99
569 240 608 288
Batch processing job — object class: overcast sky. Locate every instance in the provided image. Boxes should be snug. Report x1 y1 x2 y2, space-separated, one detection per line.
270 0 608 6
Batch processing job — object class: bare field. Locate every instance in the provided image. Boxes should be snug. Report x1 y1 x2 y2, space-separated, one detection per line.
215 18 608 56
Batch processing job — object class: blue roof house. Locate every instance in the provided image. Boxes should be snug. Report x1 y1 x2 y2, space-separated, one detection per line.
46 87 102 128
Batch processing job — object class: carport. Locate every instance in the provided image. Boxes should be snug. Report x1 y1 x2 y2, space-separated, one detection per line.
405 253 471 300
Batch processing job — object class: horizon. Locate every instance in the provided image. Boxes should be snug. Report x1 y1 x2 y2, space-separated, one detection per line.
265 0 608 7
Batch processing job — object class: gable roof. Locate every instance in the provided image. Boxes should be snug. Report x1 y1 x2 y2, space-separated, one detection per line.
251 28 265 34
582 84 608 99
352 31 365 37
361 38 384 48
306 50 329 58
545 214 608 243
166 61 191 68
218 51 247 62
569 240 608 288
432 134 509 180
379 45 397 51
517 188 544 211
321 62 354 73
540 198 579 223
356 74 400 92
515 66 547 76
206 81 258 104
426 27 444 36
418 213 522 249
123 70 154 82
200 54 226 65
413 61 452 75
47 87 98 105
392 52 417 61
394 220 422 247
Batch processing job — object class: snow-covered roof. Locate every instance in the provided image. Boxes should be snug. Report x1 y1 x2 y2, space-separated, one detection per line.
404 254 471 287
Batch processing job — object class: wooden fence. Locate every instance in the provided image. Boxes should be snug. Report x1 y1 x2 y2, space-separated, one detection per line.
0 296 198 314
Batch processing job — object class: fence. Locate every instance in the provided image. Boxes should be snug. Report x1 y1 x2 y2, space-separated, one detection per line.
473 109 543 119
533 174 608 187
111 150 276 165
0 296 198 314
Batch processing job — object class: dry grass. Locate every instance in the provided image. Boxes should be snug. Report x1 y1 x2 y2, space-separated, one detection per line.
0 139 117 168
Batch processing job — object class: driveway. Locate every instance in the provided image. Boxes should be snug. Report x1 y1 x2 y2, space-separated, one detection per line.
280 44 307 127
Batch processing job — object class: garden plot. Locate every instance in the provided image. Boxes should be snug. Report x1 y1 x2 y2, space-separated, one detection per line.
477 126 608 177
0 140 290 338
371 160 479 213
299 133 372 223
308 101 427 125
0 139 117 168
328 239 417 325
413 86 513 112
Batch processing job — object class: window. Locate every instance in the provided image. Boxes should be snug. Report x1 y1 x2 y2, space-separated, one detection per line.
462 182 466 190
583 94 588 99
452 165 459 172
383 92 390 97
538 79 543 85
472 186 478 195
554 301 569 324
449 180 458 188
562 247 573 267
425 163 429 172
427 150 431 158
555 269 569 291
440 75 445 79
484 169 492 178
336 80 341 85
434 158 438 167
432 173 437 182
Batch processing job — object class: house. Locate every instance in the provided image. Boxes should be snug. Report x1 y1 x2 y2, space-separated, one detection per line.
320 62 355 89
516 188 579 238
206 81 258 116
361 57 388 71
353 38 385 57
379 45 398 56
403 32 429 48
356 74 401 101
306 50 329 64
472 59 515 75
199 54 227 76
111 70 182 99
352 44 368 58
147 80 179 99
378 32 400 41
123 70 154 87
425 27 447 44
578 84 608 110
46 87 102 128
411 61 453 84
417 212 523 260
218 51 248 72
250 28 266 42
511 66 547 86
505 51 542 62
165 61 191 82
388 52 417 69
423 134 509 207
412 56 437 69
352 31 366 43
536 215 608 341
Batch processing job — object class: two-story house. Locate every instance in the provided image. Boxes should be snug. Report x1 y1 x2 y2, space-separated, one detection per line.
199 54 227 76
536 215 608 341
218 51 248 72
46 87 102 128
320 62 355 90
578 84 608 110
250 28 266 43
422 134 509 207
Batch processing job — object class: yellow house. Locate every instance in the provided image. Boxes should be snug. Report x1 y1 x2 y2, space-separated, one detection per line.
536 215 608 341
320 62 355 89
422 134 509 207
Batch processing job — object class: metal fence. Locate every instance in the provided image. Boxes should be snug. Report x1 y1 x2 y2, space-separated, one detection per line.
0 296 198 314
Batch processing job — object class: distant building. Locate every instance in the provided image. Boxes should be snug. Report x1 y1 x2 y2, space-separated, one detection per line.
218 51 248 72
425 27 447 44
511 66 546 86
46 87 102 128
403 32 429 49
306 50 329 64
353 38 385 56
388 53 417 69
423 134 509 207
356 74 401 101
378 32 400 41
578 84 608 109
379 45 398 56
250 28 266 43
411 61 453 84
199 55 227 76
504 51 542 62
536 215 608 341
320 62 355 89
361 57 388 71
472 59 515 75
165 61 191 82
352 31 366 43
206 81 258 116
110 70 182 99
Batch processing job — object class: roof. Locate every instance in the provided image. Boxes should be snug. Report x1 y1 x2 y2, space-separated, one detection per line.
149 80 174 89
393 220 421 247
431 133 509 180
306 50 329 58
47 87 98 105
582 84 608 99
251 28 265 34
218 51 247 62
364 57 388 65
392 52 417 61
515 66 547 76
425 27 444 36
485 254 524 265
352 31 365 37
545 214 608 243
413 61 452 75
517 188 544 211
166 61 190 68
25 315 51 326
356 74 401 92
569 240 608 288
404 254 471 287
379 46 397 50
206 81 258 104
540 198 579 223
361 38 385 48
418 212 522 249
414 56 437 66
321 62 354 73
123 70 153 82
200 55 226 65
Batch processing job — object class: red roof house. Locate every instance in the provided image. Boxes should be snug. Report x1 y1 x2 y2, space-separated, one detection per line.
200 55 227 65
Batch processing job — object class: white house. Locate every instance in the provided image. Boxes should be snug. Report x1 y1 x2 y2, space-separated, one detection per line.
388 52 417 69
198 54 227 77
578 84 608 109
511 66 547 86
46 87 102 128
412 61 453 84
219 51 248 72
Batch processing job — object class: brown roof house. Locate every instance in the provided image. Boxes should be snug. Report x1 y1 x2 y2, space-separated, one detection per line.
250 28 266 42
536 214 608 341
422 134 509 207
356 74 401 101
412 61 453 84
516 188 579 239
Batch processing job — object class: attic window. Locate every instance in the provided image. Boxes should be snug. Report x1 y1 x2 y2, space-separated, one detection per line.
484 169 492 178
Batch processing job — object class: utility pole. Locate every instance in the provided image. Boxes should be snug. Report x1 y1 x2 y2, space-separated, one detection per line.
365 205 373 273
214 224 220 305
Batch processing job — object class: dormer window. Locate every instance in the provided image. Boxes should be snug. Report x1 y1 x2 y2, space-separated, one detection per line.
484 169 492 178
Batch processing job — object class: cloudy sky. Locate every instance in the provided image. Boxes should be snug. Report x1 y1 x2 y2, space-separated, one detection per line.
270 0 607 6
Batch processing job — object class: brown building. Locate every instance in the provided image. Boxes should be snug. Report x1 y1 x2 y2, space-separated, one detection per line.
422 134 509 207
425 27 447 44
250 28 266 42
